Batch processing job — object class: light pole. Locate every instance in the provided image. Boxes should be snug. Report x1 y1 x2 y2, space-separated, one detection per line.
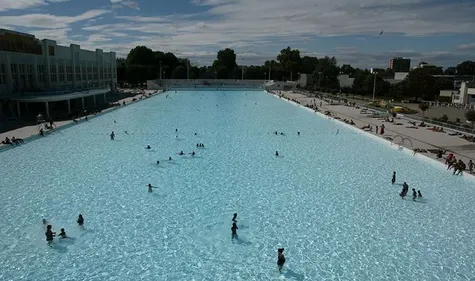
241 66 245 80
372 72 377 103
264 72 267 82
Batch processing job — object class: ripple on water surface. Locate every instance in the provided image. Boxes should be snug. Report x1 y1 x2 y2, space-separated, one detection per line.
0 90 474 281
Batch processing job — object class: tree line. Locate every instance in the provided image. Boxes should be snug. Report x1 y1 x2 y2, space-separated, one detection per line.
117 46 475 101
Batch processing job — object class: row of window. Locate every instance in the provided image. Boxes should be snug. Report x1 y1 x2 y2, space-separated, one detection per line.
0 63 116 85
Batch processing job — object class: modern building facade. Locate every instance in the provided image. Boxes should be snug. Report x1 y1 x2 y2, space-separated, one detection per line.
389 57 411 72
0 29 117 118
452 81 475 104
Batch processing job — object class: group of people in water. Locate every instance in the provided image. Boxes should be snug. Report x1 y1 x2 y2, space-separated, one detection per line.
1 136 24 146
392 172 422 201
43 215 84 247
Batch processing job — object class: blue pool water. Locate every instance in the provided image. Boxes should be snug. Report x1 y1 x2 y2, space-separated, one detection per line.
1 90 474 281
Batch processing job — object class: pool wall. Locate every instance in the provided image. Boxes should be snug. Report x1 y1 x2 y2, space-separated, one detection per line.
269 91 475 182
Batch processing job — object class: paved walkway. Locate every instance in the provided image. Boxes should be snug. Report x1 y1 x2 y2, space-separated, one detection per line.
0 90 160 149
279 91 475 170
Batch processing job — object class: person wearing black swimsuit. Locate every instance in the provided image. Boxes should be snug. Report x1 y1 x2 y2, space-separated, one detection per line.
45 225 55 246
277 248 286 273
231 222 238 241
77 214 84 227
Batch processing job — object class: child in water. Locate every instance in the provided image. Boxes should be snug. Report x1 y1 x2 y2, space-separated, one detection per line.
231 222 238 241
412 188 417 201
58 228 67 239
391 171 396 184
277 248 286 273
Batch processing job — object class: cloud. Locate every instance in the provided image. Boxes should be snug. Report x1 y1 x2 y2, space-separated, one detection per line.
110 0 140 10
0 9 110 29
0 0 70 12
457 43 475 51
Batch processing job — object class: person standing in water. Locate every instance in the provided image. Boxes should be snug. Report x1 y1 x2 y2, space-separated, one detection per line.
148 183 158 192
45 225 55 247
77 214 84 228
277 248 286 273
418 190 423 198
231 222 238 241
412 188 417 201
391 171 396 184
232 213 237 222
275 151 279 157
110 131 115 140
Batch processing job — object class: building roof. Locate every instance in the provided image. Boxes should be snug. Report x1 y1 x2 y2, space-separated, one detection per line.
8 88 110 102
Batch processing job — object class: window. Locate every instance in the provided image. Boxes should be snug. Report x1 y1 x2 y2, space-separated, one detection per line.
93 67 98 80
0 64 6 84
58 65 65 82
48 46 55 56
37 65 45 83
50 65 57 82
82 66 87 81
27 65 33 74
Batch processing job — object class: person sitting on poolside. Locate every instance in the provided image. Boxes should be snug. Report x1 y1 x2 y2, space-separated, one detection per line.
58 228 68 239
146 145 151 149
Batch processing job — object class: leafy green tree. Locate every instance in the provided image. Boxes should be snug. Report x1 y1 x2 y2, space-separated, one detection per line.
456 61 475 75
404 68 437 101
171 65 187 79
443 67 456 75
313 56 340 90
300 56 319 74
419 103 429 117
277 47 302 80
126 46 155 66
216 66 229 79
340 64 355 75
213 48 237 70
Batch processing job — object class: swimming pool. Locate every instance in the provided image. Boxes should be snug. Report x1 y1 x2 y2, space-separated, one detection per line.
1 90 474 280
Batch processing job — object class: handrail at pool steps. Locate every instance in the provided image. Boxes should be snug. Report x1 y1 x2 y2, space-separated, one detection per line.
0 91 161 153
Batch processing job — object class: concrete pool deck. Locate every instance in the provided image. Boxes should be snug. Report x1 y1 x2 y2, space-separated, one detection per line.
278 91 475 170
0 90 160 150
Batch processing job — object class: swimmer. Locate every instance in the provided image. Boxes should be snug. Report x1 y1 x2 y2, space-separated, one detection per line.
114 120 117 123
194 133 197 136
275 151 279 157
110 131 115 140
156 160 160 165
277 248 286 273
418 190 422 198
297 132 300 135
176 129 178 133
191 151 195 156
274 131 278 135
124 131 128 134
77 214 84 227
231 222 238 241
42 219 47 225
412 188 417 201
178 151 184 155
196 143 199 147
148 183 157 192
146 145 151 149
45 225 55 246
176 135 178 138
169 157 172 161
391 171 396 184
58 228 67 239
336 129 339 135
232 213 237 222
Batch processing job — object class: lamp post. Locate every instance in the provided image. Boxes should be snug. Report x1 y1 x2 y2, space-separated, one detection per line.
264 72 267 82
372 72 378 103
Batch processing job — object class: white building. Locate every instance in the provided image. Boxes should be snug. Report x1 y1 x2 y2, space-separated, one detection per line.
337 74 355 88
0 29 117 118
452 81 475 104
298 73 314 88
